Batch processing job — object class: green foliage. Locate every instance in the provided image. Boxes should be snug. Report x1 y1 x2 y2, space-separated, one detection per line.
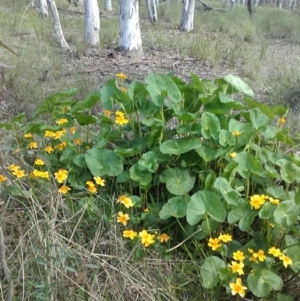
2 72 300 300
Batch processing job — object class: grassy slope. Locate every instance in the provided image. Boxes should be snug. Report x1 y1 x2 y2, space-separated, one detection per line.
1 1 300 300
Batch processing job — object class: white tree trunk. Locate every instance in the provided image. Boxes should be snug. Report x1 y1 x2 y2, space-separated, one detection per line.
30 0 35 6
181 0 189 25
146 0 157 22
84 0 100 46
47 0 69 48
180 0 195 32
118 0 143 57
39 0 48 17
105 0 113 11
230 0 235 9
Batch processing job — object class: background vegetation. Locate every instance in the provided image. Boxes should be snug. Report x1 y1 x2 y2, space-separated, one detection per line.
1 0 300 300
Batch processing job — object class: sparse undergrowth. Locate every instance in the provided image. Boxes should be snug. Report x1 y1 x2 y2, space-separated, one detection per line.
1 72 300 300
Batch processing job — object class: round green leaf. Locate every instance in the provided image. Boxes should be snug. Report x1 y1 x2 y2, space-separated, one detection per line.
273 200 300 227
201 112 221 140
159 196 189 219
249 108 270 130
160 138 202 155
223 74 254 98
247 269 283 297
276 159 300 183
138 151 159 173
160 168 195 196
85 148 123 176
186 193 206 225
129 164 152 186
200 256 226 289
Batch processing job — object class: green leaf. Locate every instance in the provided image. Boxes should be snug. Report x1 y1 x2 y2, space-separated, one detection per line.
160 168 195 196
247 269 283 297
223 74 254 98
129 164 152 186
138 151 159 173
99 79 119 110
145 73 182 107
71 90 100 113
159 196 189 219
73 113 96 125
60 148 77 163
276 159 300 183
195 145 216 162
200 256 226 289
284 235 300 273
160 138 202 155
273 200 300 227
244 97 274 119
250 108 270 130
214 177 240 205
186 193 206 225
85 148 123 176
235 152 265 178
259 202 275 219
201 112 221 140
73 154 87 168
219 130 235 147
189 190 226 223
277 293 294 301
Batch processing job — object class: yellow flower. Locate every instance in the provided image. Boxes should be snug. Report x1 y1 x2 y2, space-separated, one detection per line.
115 111 125 117
269 197 280 205
229 261 244 275
278 117 286 124
24 133 33 138
218 233 232 243
158 233 170 243
233 250 245 262
117 211 130 226
45 146 54 154
56 118 68 125
44 131 56 138
232 130 241 137
249 255 259 263
70 127 76 134
88 185 97 194
115 116 129 125
103 110 112 117
121 87 127 93
208 238 222 251
74 138 81 145
12 169 26 178
144 208 149 213
0 174 7 183
230 278 247 298
250 194 266 209
34 159 45 166
33 170 49 179
268 247 282 257
54 141 67 151
139 230 155 247
248 248 254 254
229 152 237 158
116 73 127 80
86 180 95 187
117 195 134 208
54 169 68 183
29 142 38 149
94 176 105 186
253 249 266 262
8 164 20 172
123 230 137 240
59 185 71 194
54 130 65 140
280 254 292 268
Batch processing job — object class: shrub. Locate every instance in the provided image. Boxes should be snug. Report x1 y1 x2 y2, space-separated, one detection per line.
1 72 300 300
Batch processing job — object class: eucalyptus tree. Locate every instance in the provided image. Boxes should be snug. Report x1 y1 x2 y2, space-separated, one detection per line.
105 0 113 11
146 0 158 23
84 0 100 45
39 0 48 17
180 0 195 32
47 0 69 48
118 0 143 57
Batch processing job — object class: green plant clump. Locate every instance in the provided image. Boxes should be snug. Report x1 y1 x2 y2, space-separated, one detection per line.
1 72 300 300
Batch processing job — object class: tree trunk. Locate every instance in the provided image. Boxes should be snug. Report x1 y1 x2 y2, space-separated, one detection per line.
230 0 235 10
118 0 144 57
39 0 48 17
180 0 195 32
30 0 35 6
247 0 252 14
47 0 69 48
146 0 157 23
105 0 113 11
84 0 100 46
181 0 189 25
